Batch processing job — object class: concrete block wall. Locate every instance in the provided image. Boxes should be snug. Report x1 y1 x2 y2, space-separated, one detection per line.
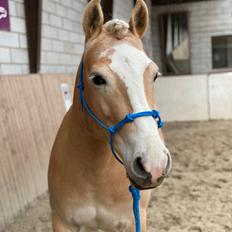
152 0 232 74
0 0 154 75
143 0 154 59
41 0 154 73
40 0 86 73
2 0 232 76
113 0 134 22
42 0 154 73
0 0 29 74
0 0 86 75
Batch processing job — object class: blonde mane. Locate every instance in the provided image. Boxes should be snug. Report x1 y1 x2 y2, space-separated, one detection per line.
104 19 129 39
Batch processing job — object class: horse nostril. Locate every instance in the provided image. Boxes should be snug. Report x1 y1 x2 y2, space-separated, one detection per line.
132 157 151 180
136 157 145 172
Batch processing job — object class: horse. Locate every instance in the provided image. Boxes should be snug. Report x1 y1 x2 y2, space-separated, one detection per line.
48 0 172 231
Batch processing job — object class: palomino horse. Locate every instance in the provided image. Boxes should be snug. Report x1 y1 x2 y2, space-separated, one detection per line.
48 0 172 231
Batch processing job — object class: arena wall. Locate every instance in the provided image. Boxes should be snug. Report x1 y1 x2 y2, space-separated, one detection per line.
0 74 74 230
155 72 232 121
0 70 232 230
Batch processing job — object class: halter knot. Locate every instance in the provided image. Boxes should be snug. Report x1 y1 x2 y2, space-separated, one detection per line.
151 110 163 128
125 114 134 122
109 126 117 135
152 110 159 117
129 185 141 201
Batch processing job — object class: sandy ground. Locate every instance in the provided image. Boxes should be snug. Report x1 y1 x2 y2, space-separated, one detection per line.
3 121 232 232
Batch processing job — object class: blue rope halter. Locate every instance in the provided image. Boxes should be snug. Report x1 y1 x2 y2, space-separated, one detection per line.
77 60 164 232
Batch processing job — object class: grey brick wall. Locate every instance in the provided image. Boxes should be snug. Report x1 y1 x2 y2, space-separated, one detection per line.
143 0 154 59
40 0 86 73
0 0 28 74
113 0 133 22
151 0 232 74
0 0 86 75
0 0 154 75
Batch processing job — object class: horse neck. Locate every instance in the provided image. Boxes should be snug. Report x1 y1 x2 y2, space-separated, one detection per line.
67 88 117 171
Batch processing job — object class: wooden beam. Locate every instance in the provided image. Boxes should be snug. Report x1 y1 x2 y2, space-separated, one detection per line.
24 0 42 73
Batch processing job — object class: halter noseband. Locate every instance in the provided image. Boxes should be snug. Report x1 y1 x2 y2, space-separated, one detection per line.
77 60 164 165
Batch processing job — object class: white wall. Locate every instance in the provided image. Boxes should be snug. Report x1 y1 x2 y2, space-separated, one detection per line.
155 73 232 121
209 72 232 120
152 0 232 74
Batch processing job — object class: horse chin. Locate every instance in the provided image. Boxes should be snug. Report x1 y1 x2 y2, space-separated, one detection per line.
127 175 159 190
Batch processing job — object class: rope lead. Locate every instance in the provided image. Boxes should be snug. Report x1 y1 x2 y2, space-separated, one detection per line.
129 185 141 232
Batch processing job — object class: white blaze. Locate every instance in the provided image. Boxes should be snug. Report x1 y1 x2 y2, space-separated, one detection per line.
101 43 167 170
108 43 152 113
106 43 157 135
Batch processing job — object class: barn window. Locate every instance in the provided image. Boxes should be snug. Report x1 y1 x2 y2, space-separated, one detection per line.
212 35 232 69
159 12 190 75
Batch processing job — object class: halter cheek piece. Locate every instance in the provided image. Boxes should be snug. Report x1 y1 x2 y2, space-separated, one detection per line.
77 60 164 165
77 60 164 232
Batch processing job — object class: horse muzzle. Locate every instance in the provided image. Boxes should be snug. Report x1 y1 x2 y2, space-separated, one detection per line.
127 151 172 190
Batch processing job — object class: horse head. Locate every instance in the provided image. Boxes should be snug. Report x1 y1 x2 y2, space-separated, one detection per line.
77 0 172 190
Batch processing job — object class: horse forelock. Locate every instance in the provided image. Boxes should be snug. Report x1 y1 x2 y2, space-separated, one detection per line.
103 19 130 39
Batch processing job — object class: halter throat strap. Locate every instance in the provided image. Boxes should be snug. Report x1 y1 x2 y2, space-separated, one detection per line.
77 60 164 165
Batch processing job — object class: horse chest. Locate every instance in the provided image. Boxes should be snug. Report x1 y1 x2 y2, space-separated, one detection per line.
69 201 132 231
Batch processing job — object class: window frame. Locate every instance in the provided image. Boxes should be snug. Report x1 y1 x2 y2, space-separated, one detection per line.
158 11 191 76
211 35 232 71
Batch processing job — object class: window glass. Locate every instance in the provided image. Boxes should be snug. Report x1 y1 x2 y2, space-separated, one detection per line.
160 13 190 75
212 36 232 69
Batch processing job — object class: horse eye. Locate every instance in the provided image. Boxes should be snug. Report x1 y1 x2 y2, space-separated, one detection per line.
92 75 106 85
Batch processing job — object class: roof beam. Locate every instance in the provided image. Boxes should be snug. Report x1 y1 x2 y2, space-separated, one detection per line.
24 0 42 73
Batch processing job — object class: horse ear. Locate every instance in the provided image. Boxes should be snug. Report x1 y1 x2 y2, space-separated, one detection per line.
129 0 149 39
83 0 104 41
